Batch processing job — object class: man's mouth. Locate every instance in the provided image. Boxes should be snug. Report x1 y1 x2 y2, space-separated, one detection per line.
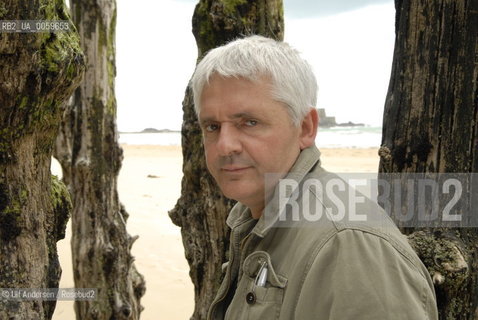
221 166 251 173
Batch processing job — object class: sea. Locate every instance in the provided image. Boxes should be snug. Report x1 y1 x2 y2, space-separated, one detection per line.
118 126 383 149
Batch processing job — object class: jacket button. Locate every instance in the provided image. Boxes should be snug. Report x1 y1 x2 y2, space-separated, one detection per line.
246 292 256 305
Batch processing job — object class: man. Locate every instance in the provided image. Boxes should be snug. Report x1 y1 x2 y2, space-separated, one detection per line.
191 35 438 320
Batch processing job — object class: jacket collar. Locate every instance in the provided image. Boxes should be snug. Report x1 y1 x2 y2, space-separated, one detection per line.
226 146 322 235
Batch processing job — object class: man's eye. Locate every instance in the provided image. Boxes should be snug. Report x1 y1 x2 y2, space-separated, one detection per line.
244 120 258 127
205 124 219 132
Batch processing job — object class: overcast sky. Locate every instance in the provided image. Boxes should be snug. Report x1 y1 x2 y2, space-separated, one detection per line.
173 0 393 17
116 0 395 131
285 0 392 17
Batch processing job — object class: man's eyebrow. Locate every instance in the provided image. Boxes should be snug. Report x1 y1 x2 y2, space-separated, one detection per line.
199 117 215 124
199 112 258 124
230 112 257 119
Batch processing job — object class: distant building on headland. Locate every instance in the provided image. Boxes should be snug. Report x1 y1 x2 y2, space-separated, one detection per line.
318 108 364 127
318 109 336 127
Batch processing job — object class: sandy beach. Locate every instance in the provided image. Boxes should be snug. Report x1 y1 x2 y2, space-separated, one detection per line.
52 145 379 320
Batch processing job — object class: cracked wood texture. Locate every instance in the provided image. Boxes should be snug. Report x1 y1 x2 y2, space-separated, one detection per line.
0 0 85 319
169 0 284 319
379 0 478 318
54 0 145 319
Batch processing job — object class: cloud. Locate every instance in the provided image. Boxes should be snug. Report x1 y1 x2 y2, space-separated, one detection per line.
284 0 393 18
173 0 393 18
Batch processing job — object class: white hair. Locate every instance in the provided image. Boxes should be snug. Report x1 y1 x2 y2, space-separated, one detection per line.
191 35 318 126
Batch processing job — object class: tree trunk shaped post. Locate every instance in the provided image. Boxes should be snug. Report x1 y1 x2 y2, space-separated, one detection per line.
379 0 478 318
0 1 85 319
54 0 146 319
169 1 284 319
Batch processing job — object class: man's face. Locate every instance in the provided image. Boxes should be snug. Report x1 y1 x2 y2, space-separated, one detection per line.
199 75 304 216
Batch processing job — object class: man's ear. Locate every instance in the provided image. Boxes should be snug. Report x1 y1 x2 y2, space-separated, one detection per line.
299 108 319 150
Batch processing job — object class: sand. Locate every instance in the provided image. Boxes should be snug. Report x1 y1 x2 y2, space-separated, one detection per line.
51 145 379 320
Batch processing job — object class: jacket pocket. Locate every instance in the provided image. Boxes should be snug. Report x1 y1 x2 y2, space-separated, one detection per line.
225 251 287 320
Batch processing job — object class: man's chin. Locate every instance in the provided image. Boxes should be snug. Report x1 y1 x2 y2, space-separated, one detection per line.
220 187 254 203
220 190 243 202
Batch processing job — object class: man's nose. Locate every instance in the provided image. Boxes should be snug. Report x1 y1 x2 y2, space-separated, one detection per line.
216 124 242 156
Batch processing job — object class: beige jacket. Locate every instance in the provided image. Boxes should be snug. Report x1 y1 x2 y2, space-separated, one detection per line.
207 146 438 320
